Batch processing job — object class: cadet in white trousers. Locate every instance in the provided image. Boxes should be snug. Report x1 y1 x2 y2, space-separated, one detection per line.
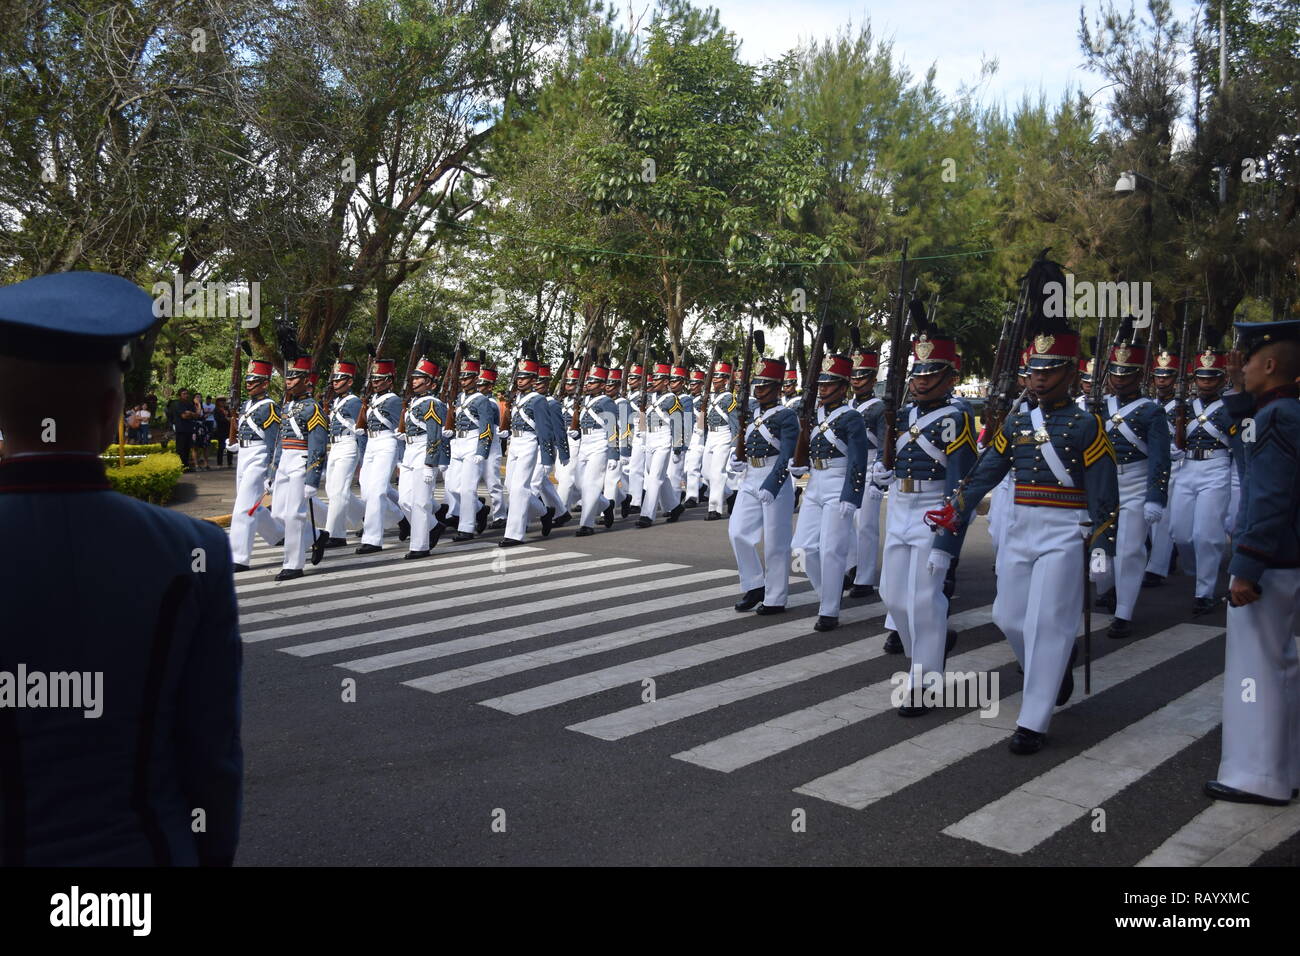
269 357 330 580
684 369 708 505
396 357 446 559
1207 319 1300 807
501 356 557 546
847 349 885 598
568 362 620 535
448 355 494 541
529 364 568 526
791 354 869 631
322 360 365 546
555 368 583 513
227 359 284 571
625 365 648 514
356 359 406 553
478 368 507 525
700 360 740 521
1142 349 1181 584
636 362 688 526
664 365 692 504
730 356 800 614
602 367 633 513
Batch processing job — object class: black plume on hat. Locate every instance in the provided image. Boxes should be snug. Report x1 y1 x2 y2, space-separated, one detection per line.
1156 328 1167 350
1024 252 1071 337
1205 326 1223 349
908 296 929 335
850 326 862 352
239 339 253 357
753 329 765 353
822 322 837 353
1115 317 1136 347
275 319 301 363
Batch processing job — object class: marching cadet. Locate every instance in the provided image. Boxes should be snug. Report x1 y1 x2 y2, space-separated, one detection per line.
533 363 570 529
1205 319 1300 807
624 363 647 514
602 366 633 515
1143 339 1182 586
984 352 1032 573
1169 334 1238 614
394 358 446 558
791 353 869 631
270 356 329 581
781 367 802 414
636 361 688 527
227 357 285 572
1096 323 1170 638
1076 353 1094 408
666 364 693 506
730 356 800 614
569 362 620 535
556 365 583 518
356 358 406 554
478 366 508 528
444 353 493 542
870 321 977 714
931 315 1118 753
701 359 741 521
0 271 241 865
847 348 886 598
684 368 708 506
500 353 557 546
322 359 366 548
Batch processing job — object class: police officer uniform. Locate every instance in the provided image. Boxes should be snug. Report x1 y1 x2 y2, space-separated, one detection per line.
729 357 800 613
228 359 285 570
0 271 241 865
270 356 329 580
637 363 688 527
791 354 869 630
322 360 366 545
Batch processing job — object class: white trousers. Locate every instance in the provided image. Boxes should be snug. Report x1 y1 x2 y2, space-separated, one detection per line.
271 447 312 571
359 432 402 546
793 464 855 617
397 439 435 551
702 431 735 513
450 434 487 533
994 505 1086 733
639 433 678 520
685 428 706 499
852 450 883 586
1170 455 1231 599
604 455 626 503
627 434 647 505
486 439 505 519
728 460 795 606
324 436 364 538
1110 464 1150 621
556 437 582 508
505 432 545 540
1145 459 1181 576
1219 568 1300 801
229 441 283 565
532 454 564 513
987 472 1015 568
881 489 949 691
576 437 612 527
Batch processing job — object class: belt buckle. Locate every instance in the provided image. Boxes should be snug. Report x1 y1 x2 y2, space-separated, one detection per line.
748 455 763 467
812 458 827 470
898 478 915 493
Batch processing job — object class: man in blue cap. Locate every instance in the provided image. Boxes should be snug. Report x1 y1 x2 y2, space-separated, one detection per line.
0 271 242 864
1204 319 1300 807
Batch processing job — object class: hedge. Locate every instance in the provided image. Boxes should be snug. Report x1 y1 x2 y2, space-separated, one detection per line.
104 439 220 457
104 453 184 505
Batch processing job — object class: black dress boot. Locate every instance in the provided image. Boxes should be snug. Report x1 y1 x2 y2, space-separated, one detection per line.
734 587 763 612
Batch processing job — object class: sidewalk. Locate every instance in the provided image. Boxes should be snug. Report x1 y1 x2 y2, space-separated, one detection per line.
165 464 241 523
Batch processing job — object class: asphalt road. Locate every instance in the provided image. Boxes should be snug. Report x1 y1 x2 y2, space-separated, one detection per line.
231 496 1300 866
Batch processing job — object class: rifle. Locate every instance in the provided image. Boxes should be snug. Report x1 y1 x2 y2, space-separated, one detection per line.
227 319 243 445
1139 305 1161 397
397 324 432 435
617 330 638 399
353 311 394 431
881 240 910 470
1173 299 1192 449
637 327 651 433
570 343 597 431
500 338 529 437
440 337 468 410
982 274 1034 443
793 308 834 468
699 343 723 439
732 321 763 463
321 310 357 414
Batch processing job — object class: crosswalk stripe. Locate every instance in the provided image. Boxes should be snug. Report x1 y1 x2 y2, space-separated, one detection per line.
286 568 731 658
567 604 996 741
479 599 885 715
248 562 688 644
341 579 740 672
672 609 1015 772
233 543 532 596
403 592 825 695
794 622 1221 811
238 555 625 622
1138 800 1300 866
942 675 1224 854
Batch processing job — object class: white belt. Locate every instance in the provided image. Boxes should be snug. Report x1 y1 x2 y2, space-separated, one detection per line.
368 428 395 438
1186 448 1229 461
747 455 775 467
810 457 845 471
894 478 946 494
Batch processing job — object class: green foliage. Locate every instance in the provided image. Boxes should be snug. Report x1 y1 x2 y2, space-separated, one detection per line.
104 453 184 505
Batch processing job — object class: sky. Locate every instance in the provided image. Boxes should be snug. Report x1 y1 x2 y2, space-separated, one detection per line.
650 0 1206 111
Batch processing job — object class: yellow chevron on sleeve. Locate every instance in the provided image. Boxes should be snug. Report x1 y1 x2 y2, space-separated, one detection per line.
306 408 328 431
945 414 975 454
261 406 281 427
727 397 738 413
423 402 442 424
479 428 491 440
1083 414 1115 466
992 428 1007 455
669 397 682 414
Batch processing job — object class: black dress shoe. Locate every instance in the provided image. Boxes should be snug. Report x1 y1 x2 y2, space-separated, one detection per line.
684 497 698 508
324 536 347 549
1141 572 1165 588
602 501 615 528
945 629 958 657
540 506 555 537
725 491 737 514
628 504 641 515
897 702 932 718
705 510 724 521
1094 592 1115 612
232 563 250 573
498 537 523 548
274 568 304 582
699 484 709 501
1009 726 1046 755
274 539 284 547
476 503 490 534
621 494 632 518
404 549 431 560
311 531 328 566
734 588 764 612
635 516 653 528
848 584 876 600
813 615 838 632
755 604 786 615
1057 644 1079 707
435 502 449 524
575 526 595 537
452 531 475 542
552 510 572 527
794 487 803 510
1192 596 1220 615
490 517 507 530
665 502 686 523
1203 780 1290 806
355 543 382 555
882 631 903 655
429 523 445 550
1107 617 1132 639
397 517 410 541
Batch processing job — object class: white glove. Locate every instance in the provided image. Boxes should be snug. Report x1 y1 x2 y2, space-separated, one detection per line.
263 478 272 495
423 471 433 485
870 461 894 486
471 454 484 465
673 451 683 463
304 485 317 499
789 465 810 477
225 439 239 452
498 429 511 439
837 500 857 518
927 549 951 576
1170 447 1185 462
757 488 774 505
1089 552 1109 582
354 427 366 438
568 429 580 440
1143 502 1164 526
867 483 885 502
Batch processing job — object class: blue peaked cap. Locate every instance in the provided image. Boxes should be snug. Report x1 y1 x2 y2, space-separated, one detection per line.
0 271 157 362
